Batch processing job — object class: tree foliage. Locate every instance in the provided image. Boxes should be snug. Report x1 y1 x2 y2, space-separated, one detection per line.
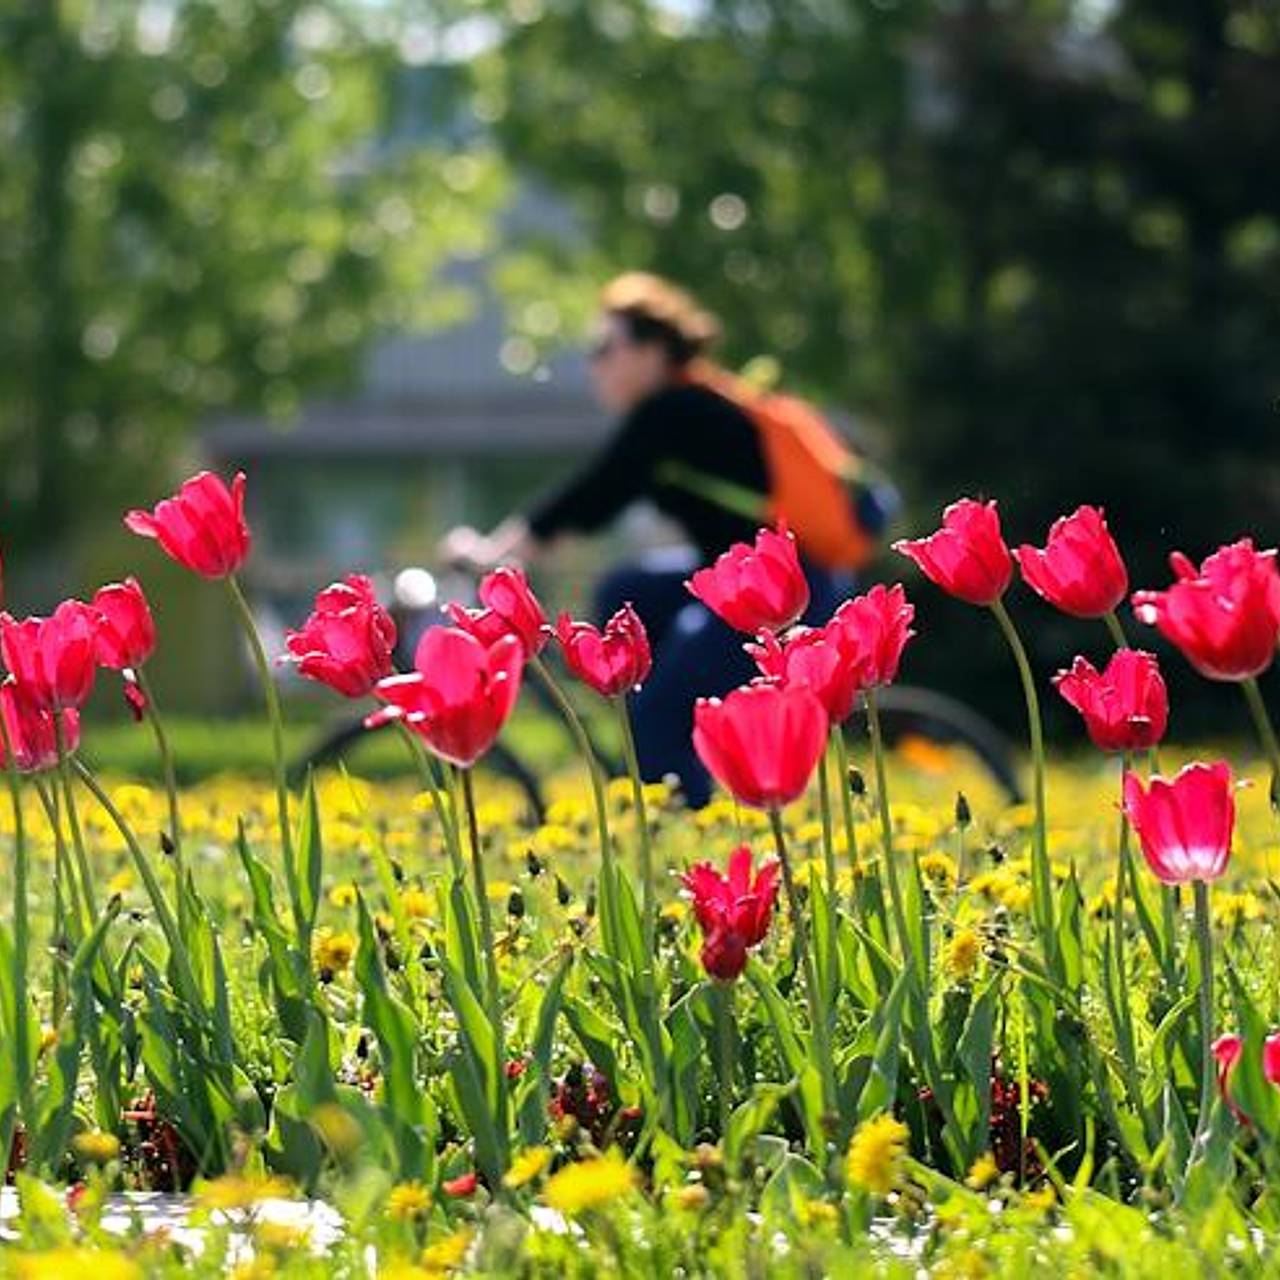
0 0 505 558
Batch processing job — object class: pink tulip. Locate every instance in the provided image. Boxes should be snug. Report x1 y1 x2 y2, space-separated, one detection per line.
693 681 827 810
125 471 251 579
1015 505 1128 619
369 627 522 768
1122 761 1235 885
894 499 1012 606
686 526 810 634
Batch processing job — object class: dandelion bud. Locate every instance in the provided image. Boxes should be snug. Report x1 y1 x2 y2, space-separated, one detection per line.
955 792 971 828
848 766 866 798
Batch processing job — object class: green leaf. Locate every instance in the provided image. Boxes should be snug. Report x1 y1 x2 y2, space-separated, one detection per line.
293 771 325 945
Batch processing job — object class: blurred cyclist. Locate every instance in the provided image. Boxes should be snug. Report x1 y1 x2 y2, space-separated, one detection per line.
442 272 896 806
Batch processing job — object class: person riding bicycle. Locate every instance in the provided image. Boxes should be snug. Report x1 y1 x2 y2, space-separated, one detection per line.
442 272 897 807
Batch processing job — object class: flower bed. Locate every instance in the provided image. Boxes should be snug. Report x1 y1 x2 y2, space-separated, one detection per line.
2 477 1280 1275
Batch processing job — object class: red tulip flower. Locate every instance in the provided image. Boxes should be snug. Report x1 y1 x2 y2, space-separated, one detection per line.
1132 540 1280 682
1053 650 1168 753
686 526 809 634
0 679 80 773
368 627 522 768
93 578 157 671
124 470 251 579
682 845 780 981
894 499 1012 606
692 681 827 810
830 583 915 687
747 625 865 726
555 604 652 698
445 566 547 660
1122 761 1235 885
284 575 397 699
0 600 101 713
1015 506 1128 619
1212 1032 1280 1123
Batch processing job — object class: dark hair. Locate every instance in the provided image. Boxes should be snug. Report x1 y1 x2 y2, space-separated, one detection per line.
600 272 721 367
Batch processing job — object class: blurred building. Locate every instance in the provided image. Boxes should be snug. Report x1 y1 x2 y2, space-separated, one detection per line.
202 260 604 608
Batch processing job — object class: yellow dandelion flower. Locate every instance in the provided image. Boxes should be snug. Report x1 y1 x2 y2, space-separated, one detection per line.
845 1113 909 1197
107 868 134 896
401 887 433 919
998 882 1032 913
313 929 356 978
919 851 958 891
968 870 1006 900
329 883 358 909
255 1221 310 1252
16 1249 139 1280
965 1152 999 1190
660 900 688 923
543 1150 635 1215
388 1181 432 1221
420 1228 473 1272
486 879 513 902
796 1198 839 1229
945 929 983 980
72 1130 121 1165
795 820 825 846
1215 891 1264 929
642 781 672 808
503 1146 552 1190
532 824 578 855
195 1172 294 1211
1021 1184 1056 1214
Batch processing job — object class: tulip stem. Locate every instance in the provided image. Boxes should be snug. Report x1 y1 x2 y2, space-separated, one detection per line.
614 695 656 959
768 808 836 1122
989 598 1055 967
33 777 73 1022
1112 754 1142 1119
395 723 464 883
1189 878 1216 1173
53 713 95 928
1103 610 1129 650
832 731 862 915
226 576 296 921
74 759 205 1021
461 767 509 1173
816 744 840 984
1241 677 1280 813
0 711 33 1131
529 656 617 945
864 690 911 967
135 668 185 929
715 981 735 1142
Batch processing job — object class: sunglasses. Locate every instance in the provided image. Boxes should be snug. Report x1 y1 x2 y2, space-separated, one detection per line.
588 334 624 362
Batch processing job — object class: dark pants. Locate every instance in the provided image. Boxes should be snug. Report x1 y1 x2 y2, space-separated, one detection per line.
595 546 850 808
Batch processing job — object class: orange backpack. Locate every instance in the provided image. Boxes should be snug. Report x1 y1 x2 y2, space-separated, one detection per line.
681 364 888 572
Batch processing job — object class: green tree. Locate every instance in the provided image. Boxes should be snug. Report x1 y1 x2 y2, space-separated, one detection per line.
0 0 505 564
